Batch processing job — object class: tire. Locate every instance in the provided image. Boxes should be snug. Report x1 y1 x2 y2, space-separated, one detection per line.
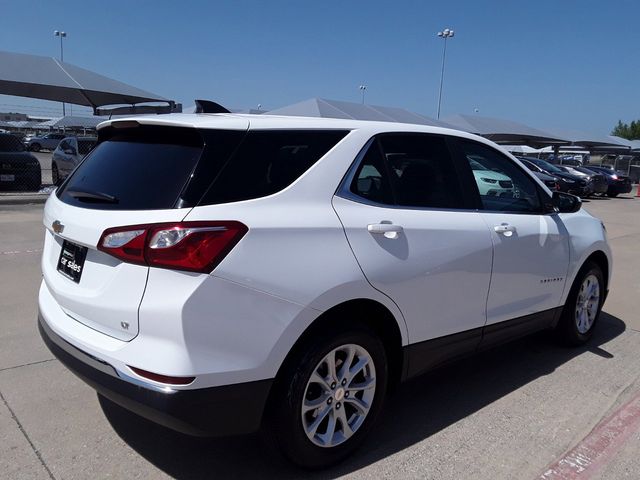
52 163 60 185
607 192 618 198
266 326 388 469
30 143 41 152
556 261 604 345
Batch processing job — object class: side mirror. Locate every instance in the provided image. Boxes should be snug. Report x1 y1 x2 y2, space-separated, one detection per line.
549 191 581 214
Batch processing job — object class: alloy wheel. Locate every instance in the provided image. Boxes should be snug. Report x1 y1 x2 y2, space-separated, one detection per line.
575 273 600 334
301 343 376 448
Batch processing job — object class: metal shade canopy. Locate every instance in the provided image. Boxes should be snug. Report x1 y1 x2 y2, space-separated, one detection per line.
0 50 172 112
443 114 570 147
267 98 454 128
550 130 631 149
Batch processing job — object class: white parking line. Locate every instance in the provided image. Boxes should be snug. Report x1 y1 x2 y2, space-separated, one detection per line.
1 249 42 256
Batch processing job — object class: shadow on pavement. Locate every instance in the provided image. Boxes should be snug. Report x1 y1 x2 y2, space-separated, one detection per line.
100 312 625 479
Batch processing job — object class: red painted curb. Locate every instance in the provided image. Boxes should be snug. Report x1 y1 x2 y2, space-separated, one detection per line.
539 391 640 479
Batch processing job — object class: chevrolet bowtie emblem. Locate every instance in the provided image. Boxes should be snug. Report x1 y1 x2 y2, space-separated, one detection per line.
52 220 64 234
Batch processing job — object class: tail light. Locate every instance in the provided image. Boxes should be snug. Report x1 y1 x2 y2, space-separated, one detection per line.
98 221 247 273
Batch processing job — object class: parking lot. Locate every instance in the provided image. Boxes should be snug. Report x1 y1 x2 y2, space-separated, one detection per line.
1 194 639 479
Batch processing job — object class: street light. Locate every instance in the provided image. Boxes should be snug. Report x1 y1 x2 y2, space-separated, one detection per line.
436 27 454 119
359 84 367 104
54 30 67 116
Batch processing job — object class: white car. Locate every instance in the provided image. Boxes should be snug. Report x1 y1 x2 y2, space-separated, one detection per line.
51 136 97 184
468 156 515 196
39 114 611 468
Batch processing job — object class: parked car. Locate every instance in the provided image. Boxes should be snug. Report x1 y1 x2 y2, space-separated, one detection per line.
558 165 608 196
39 115 612 468
583 165 633 197
51 136 97 184
517 157 591 197
531 170 560 191
0 132 42 191
24 132 66 152
468 156 514 196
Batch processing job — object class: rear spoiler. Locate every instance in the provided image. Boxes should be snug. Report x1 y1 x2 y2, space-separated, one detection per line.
94 101 182 117
94 99 231 117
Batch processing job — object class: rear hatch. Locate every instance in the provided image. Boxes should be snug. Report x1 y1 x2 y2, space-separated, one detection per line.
42 120 248 340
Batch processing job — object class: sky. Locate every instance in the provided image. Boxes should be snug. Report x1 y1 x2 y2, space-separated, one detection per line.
0 0 638 135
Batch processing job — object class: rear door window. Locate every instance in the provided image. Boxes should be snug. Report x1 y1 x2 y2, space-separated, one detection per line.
348 133 468 210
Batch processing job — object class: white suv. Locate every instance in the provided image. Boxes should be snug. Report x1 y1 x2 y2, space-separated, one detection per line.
39 114 611 468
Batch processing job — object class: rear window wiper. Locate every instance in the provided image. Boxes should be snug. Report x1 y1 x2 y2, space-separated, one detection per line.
66 189 119 203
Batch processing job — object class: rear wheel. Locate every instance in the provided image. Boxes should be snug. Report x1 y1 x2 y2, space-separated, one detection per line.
556 261 604 345
266 327 388 468
30 143 41 152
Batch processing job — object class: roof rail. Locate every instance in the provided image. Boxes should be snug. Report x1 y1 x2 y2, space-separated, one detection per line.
194 99 230 114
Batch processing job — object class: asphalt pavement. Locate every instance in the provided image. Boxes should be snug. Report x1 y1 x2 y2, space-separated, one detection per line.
1 195 639 479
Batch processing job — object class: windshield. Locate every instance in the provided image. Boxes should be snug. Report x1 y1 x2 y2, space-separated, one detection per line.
530 158 563 174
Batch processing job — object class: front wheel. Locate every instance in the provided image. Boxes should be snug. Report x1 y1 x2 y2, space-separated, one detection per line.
266 327 388 468
556 261 604 345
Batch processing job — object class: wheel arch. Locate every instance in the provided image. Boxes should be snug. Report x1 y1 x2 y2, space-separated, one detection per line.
272 298 406 394
585 250 609 293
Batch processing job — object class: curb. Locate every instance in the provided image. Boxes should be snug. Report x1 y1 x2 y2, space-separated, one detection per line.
0 195 49 205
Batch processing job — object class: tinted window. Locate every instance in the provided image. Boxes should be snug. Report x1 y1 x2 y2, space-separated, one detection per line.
460 140 542 213
58 126 204 210
380 134 463 209
78 140 96 155
199 130 348 205
350 141 394 204
58 140 70 151
0 134 26 152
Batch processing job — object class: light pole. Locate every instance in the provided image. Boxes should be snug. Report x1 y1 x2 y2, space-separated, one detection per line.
359 84 367 104
436 27 454 119
54 30 67 116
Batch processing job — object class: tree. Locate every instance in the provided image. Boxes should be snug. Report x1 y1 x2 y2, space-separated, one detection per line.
612 119 640 140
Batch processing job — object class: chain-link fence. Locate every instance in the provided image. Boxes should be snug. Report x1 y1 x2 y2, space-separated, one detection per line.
589 154 640 184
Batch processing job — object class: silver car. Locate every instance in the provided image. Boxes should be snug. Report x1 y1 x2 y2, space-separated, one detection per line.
51 136 97 184
25 132 66 152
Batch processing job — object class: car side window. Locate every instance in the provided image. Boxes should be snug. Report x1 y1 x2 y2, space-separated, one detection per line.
459 140 542 213
350 134 465 209
380 134 463 209
58 140 69 151
350 141 394 205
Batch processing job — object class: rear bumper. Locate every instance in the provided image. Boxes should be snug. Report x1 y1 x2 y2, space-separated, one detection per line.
609 182 633 194
39 312 273 437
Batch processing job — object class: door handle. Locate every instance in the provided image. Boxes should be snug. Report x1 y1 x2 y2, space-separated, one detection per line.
494 223 515 237
368 222 403 239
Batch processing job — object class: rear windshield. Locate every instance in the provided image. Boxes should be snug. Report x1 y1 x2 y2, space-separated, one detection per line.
57 126 204 210
57 126 348 210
